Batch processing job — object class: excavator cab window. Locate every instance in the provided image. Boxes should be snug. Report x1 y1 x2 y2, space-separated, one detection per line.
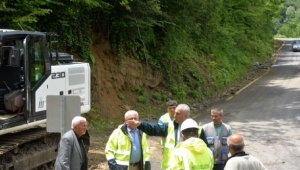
28 37 45 88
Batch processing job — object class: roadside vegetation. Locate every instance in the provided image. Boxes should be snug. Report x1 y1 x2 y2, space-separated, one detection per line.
274 0 300 38
0 0 298 130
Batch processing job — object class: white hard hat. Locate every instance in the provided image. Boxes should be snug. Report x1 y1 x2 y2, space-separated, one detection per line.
181 118 198 132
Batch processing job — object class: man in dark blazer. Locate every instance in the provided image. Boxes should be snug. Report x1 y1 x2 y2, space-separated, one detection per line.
54 116 88 170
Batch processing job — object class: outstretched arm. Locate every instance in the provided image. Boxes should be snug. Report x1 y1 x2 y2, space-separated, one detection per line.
126 120 168 137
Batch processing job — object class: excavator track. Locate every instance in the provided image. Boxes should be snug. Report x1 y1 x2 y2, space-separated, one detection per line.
0 128 60 170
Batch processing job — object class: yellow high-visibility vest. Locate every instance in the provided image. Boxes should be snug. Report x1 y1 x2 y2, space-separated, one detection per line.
105 125 150 168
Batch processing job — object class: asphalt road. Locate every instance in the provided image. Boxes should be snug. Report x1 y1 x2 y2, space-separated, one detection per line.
194 39 300 170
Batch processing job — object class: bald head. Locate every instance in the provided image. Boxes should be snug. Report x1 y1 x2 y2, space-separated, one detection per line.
227 134 245 154
229 134 244 144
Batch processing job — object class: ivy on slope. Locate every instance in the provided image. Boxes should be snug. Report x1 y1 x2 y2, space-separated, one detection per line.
0 0 282 102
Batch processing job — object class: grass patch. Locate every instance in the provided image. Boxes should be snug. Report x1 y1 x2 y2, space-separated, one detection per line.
131 103 165 122
87 111 120 132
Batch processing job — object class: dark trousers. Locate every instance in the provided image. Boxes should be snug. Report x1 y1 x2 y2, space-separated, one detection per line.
214 163 224 170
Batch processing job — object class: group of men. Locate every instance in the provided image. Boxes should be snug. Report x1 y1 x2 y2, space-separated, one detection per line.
53 100 267 170
104 100 268 170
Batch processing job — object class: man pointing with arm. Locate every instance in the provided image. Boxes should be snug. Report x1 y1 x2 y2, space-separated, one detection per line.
127 104 208 170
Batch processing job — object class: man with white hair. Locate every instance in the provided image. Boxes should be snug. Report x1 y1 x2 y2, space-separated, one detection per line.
54 116 88 170
105 110 151 170
167 118 214 170
224 134 267 170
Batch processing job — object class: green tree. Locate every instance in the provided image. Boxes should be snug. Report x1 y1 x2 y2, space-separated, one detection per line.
0 0 51 30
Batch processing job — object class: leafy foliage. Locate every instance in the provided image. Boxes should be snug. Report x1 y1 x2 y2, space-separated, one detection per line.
0 0 282 104
0 0 51 30
275 0 300 37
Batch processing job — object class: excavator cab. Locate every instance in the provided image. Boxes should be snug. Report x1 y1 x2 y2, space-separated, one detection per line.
0 30 51 125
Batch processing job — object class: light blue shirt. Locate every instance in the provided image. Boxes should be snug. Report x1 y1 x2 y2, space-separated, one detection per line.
128 127 141 163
